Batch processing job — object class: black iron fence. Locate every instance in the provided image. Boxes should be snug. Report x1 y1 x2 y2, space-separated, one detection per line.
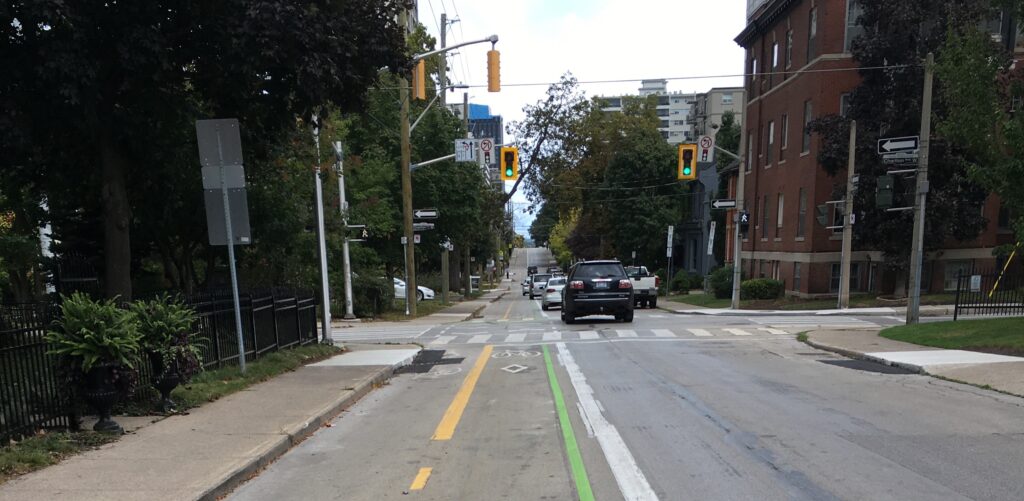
954 271 1024 320
0 288 318 442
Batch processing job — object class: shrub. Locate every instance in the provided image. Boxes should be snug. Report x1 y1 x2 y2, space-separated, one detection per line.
670 270 704 293
130 294 202 382
352 275 394 317
740 278 784 300
709 266 737 299
46 293 141 373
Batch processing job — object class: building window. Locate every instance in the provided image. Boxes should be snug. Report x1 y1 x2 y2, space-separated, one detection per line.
845 0 865 52
785 30 793 69
830 263 841 293
762 196 770 238
776 193 784 237
840 93 851 118
766 121 775 165
751 57 758 86
746 131 754 172
802 100 813 153
722 93 733 105
797 188 807 238
944 260 972 291
807 7 818 62
998 204 1012 229
780 113 789 158
772 41 779 68
793 262 802 290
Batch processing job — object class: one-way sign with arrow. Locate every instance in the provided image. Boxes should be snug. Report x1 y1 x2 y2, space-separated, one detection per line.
413 208 438 219
877 136 919 154
711 199 737 209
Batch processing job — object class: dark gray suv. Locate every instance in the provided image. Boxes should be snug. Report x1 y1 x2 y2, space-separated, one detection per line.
561 260 634 324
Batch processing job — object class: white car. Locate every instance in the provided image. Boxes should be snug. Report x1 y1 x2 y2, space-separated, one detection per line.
529 273 552 299
541 276 566 310
393 278 435 301
521 279 531 296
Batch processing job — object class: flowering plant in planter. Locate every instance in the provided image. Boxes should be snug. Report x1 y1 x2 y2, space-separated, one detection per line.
130 295 202 412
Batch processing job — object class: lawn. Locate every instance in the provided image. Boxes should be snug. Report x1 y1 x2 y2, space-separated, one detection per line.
1 431 118 484
880 317 1024 357
372 299 453 321
666 292 957 311
665 294 732 308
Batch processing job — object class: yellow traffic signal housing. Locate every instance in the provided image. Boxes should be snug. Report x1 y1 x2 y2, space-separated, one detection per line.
412 60 427 100
487 50 500 92
678 143 697 180
500 146 519 180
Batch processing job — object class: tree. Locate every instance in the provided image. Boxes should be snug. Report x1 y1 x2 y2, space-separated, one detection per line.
712 111 741 264
529 203 559 246
808 0 989 287
0 1 407 299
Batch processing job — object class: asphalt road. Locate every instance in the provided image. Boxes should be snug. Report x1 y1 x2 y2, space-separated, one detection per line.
230 248 1024 500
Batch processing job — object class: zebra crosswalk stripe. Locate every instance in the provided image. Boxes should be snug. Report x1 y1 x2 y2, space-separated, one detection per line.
543 332 562 341
467 334 491 344
652 329 675 338
431 335 456 345
757 327 789 335
616 330 637 338
506 333 526 342
687 328 713 337
579 331 600 340
724 328 752 336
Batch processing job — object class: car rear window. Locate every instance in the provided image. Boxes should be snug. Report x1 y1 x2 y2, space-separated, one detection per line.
574 264 624 279
533 274 551 283
547 277 566 286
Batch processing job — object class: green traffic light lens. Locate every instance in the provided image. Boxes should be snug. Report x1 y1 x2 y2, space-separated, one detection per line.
505 168 513 176
683 167 691 175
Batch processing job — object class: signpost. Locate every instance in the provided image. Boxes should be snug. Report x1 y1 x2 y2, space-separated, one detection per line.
455 139 477 162
711 199 736 209
698 135 716 163
479 137 494 169
196 118 248 372
877 136 919 154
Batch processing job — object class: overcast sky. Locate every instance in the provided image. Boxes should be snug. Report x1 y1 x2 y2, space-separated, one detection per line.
417 0 749 238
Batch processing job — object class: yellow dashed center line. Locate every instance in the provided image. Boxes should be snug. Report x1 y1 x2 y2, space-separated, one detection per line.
409 467 433 491
502 302 514 321
432 344 494 440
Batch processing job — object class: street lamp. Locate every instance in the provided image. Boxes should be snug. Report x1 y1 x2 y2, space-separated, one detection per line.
332 141 356 320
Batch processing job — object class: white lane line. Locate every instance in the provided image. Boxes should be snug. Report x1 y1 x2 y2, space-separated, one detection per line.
652 329 675 338
543 331 562 341
579 331 600 340
724 328 753 336
467 334 491 344
648 314 667 318
505 333 527 343
431 336 456 345
521 316 533 321
687 328 713 337
535 300 551 319
556 343 658 500
616 330 637 338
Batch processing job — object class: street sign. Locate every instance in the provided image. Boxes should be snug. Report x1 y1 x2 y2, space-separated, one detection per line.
666 225 674 258
883 152 918 165
698 135 716 163
414 234 421 244
413 208 439 219
707 221 716 255
202 188 251 245
413 222 435 231
454 139 477 162
196 119 243 167
479 138 494 154
711 199 736 209
479 137 494 168
877 136 919 154
401 236 408 245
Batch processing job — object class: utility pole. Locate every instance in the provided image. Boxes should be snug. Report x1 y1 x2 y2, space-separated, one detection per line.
439 13 447 107
333 141 356 319
311 114 332 342
907 53 934 324
399 8 417 317
731 152 747 309
463 91 472 296
839 120 857 309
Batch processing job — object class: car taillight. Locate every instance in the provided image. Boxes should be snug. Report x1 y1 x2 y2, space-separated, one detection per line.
546 288 555 293
655 275 661 287
570 280 584 289
619 279 632 289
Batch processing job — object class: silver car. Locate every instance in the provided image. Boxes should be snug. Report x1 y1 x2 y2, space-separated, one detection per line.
529 274 552 299
541 276 566 310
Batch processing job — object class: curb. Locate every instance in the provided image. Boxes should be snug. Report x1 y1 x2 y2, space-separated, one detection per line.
801 338 928 375
196 363 404 501
664 307 953 317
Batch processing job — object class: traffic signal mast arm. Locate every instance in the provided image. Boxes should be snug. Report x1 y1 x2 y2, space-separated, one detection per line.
412 35 499 62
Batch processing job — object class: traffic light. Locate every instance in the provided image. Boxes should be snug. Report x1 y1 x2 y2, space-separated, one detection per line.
739 211 750 235
487 50 500 92
500 146 519 180
876 174 894 209
412 60 427 100
678 144 697 180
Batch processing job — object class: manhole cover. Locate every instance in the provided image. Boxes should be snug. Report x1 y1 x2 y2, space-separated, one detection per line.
501 364 528 374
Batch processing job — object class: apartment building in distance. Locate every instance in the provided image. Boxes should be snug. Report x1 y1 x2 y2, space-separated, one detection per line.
689 87 745 139
729 0 1016 297
600 80 696 144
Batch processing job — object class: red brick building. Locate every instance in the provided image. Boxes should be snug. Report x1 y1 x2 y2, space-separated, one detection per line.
728 0 1016 297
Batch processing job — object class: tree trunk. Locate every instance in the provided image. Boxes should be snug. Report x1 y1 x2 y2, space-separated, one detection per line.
99 127 133 300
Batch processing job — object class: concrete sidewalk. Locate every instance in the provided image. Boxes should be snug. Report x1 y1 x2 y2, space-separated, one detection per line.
0 344 421 501
658 299 953 317
805 328 1024 396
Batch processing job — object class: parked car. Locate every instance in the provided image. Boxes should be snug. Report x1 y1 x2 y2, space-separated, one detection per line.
624 266 659 309
561 260 633 324
541 276 566 310
528 273 552 299
521 279 531 296
393 278 435 301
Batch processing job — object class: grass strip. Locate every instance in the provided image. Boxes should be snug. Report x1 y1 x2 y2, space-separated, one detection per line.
1 431 118 485
542 345 595 501
880 317 1024 357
